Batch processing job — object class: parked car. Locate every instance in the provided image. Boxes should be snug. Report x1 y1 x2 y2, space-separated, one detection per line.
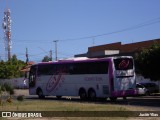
139 83 159 95
136 83 148 95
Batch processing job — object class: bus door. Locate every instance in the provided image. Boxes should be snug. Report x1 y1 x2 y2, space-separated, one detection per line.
29 65 37 88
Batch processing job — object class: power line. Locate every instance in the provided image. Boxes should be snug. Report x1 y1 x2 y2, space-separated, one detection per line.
59 17 160 42
3 17 160 62
10 17 160 43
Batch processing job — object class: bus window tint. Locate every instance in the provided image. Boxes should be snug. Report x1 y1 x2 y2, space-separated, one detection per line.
70 61 109 74
114 58 133 70
38 64 54 75
37 61 109 75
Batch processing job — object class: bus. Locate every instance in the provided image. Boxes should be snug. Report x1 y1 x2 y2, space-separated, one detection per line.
29 56 137 101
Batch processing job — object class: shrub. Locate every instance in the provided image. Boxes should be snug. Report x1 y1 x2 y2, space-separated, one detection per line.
17 95 24 101
3 83 14 95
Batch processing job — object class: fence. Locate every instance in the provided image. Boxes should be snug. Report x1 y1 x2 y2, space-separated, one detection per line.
0 78 29 89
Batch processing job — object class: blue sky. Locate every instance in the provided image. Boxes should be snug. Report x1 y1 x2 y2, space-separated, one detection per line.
0 0 160 62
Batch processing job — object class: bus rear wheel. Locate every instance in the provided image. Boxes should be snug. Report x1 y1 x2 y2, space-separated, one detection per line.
110 97 117 101
79 89 87 100
88 89 96 100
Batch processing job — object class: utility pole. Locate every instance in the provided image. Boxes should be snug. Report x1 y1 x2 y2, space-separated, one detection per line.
26 47 29 63
92 37 95 46
49 50 52 61
53 40 58 61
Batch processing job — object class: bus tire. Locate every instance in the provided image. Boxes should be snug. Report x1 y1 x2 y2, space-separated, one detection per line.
145 91 150 96
88 89 96 100
37 88 45 99
110 97 117 101
79 89 87 100
56 96 62 99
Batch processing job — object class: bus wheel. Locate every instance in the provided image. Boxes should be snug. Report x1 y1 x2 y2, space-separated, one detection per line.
110 97 117 102
99 97 108 101
37 89 45 99
88 89 96 100
56 96 62 99
79 89 87 100
145 91 150 96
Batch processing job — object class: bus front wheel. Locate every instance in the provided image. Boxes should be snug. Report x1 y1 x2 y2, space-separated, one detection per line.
56 96 62 99
37 89 45 99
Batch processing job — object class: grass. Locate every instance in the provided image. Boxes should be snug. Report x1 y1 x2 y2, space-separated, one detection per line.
0 100 130 111
0 99 158 120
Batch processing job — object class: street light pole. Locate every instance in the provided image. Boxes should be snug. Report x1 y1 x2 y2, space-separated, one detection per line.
53 40 58 61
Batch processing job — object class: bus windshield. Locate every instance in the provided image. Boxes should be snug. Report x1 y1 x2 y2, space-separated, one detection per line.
114 58 133 70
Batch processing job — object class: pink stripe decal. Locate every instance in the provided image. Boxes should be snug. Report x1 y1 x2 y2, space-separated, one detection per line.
46 74 62 93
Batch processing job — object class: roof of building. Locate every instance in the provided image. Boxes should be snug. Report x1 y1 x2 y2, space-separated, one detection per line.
20 61 35 72
88 38 160 54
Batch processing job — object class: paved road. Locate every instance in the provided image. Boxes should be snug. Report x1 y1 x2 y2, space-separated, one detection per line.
25 95 160 111
14 89 160 111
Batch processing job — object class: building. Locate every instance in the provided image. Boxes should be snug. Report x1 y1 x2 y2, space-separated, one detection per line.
75 38 160 84
75 38 160 58
20 61 35 72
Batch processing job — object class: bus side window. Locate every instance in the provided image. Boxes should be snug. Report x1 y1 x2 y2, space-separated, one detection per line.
69 61 109 75
68 64 74 74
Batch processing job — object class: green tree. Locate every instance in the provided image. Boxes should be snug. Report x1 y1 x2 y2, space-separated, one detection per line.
42 55 52 62
0 55 26 79
135 43 160 80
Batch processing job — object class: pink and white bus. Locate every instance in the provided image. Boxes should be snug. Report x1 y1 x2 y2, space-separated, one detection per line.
29 56 137 101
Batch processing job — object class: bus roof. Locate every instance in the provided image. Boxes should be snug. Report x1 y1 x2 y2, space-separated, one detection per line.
34 56 133 66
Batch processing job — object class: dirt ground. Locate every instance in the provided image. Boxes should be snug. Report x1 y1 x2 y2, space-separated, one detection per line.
14 89 29 96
